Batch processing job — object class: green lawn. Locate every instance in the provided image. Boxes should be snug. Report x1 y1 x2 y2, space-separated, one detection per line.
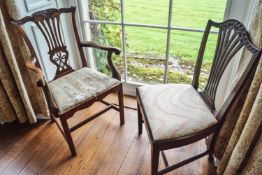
124 0 227 62
91 0 227 84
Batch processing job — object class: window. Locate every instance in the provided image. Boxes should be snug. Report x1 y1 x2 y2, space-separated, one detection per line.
77 0 227 87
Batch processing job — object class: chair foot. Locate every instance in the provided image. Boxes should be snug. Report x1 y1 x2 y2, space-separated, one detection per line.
151 145 160 175
138 104 143 135
60 118 77 157
118 85 125 125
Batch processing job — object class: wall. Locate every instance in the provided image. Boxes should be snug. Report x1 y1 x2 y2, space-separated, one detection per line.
226 0 255 25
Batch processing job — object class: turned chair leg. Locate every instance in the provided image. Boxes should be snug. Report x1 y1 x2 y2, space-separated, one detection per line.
151 145 160 175
118 85 125 125
60 117 77 157
138 104 143 135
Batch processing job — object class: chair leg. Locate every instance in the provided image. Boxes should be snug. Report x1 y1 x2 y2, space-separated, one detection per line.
208 152 214 162
60 117 77 157
50 114 56 123
207 135 215 163
118 85 125 125
151 145 160 175
137 103 143 135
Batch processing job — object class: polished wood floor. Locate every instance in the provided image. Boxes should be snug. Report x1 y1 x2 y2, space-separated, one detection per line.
0 95 216 175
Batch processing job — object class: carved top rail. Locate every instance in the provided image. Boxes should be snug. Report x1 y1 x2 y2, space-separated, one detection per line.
193 19 261 111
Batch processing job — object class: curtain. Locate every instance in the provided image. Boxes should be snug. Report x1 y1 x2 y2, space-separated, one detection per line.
0 0 49 123
213 0 262 174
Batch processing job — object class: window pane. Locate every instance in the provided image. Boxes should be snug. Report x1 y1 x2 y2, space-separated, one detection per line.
172 0 227 29
126 27 167 83
88 0 121 21
167 30 218 89
125 0 169 25
89 23 124 78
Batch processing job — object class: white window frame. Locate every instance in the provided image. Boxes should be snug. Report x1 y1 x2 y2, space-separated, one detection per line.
74 0 230 95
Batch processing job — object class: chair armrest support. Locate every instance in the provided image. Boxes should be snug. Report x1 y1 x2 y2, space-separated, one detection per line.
26 57 45 87
79 41 121 55
80 41 121 80
107 51 121 80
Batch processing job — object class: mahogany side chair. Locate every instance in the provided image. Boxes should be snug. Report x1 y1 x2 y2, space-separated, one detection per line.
11 7 125 157
137 19 261 175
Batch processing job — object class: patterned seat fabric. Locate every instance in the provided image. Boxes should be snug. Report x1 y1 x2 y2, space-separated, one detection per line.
48 67 120 114
137 84 217 141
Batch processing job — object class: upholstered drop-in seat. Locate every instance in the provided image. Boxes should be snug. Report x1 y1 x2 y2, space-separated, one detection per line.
137 84 218 141
48 67 120 114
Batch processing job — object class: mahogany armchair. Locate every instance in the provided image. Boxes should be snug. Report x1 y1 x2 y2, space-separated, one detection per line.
137 19 261 175
11 7 125 157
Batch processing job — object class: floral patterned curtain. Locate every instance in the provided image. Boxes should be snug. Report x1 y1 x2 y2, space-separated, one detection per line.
0 0 49 123
214 0 262 174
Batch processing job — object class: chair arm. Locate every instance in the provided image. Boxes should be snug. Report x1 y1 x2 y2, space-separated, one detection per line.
80 41 121 80
79 41 121 55
26 57 45 87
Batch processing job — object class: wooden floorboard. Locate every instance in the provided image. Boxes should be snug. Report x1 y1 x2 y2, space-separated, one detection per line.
0 95 216 175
